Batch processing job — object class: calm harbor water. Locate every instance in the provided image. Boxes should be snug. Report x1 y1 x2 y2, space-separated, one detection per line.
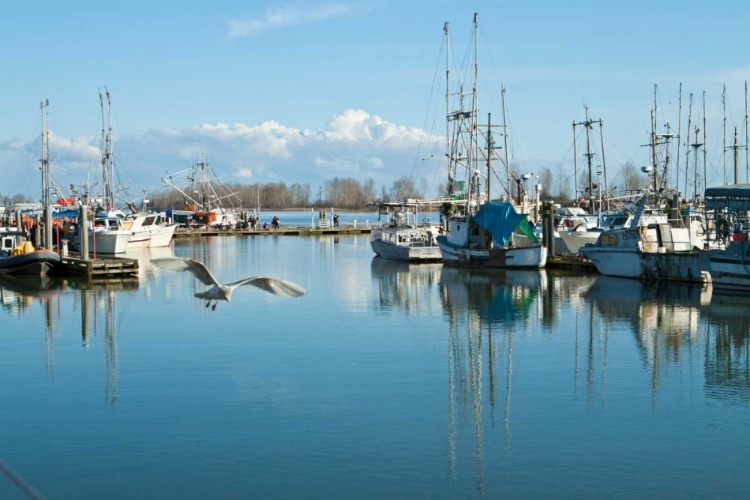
1 234 749 499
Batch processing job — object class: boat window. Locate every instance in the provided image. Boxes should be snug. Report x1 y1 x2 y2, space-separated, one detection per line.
2 237 13 249
143 216 157 226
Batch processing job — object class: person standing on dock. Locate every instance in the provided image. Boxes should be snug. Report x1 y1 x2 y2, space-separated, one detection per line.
272 216 280 229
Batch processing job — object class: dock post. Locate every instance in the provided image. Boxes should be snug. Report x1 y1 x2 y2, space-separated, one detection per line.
79 205 89 261
44 205 53 250
543 200 555 258
15 211 23 236
34 215 41 248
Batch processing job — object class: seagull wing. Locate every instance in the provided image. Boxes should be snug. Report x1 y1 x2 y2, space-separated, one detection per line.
226 277 307 298
151 258 219 286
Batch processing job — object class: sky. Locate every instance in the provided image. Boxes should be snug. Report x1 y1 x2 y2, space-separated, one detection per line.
2 0 750 202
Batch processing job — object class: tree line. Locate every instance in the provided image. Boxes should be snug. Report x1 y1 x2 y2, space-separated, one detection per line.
1 163 648 211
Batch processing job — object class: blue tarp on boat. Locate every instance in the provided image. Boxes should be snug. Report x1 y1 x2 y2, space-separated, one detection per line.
473 202 538 246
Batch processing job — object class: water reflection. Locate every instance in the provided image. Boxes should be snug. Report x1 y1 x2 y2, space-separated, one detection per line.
0 273 130 407
439 267 546 493
704 293 750 402
370 257 442 311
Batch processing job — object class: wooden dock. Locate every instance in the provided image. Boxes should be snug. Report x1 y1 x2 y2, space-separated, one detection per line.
55 255 139 280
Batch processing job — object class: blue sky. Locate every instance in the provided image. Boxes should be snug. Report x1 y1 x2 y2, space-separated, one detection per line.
2 0 750 201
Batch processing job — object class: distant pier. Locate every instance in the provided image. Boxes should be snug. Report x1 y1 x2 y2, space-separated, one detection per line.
173 226 373 239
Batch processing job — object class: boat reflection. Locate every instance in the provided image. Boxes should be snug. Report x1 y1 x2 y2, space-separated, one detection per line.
439 267 547 325
582 276 750 406
439 267 546 493
370 257 442 311
703 293 750 402
0 273 128 406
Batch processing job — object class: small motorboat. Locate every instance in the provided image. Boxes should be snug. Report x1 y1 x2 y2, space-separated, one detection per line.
0 230 62 276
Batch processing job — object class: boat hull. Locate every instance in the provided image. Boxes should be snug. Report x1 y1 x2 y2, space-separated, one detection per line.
0 250 61 276
148 224 177 247
370 238 442 262
437 239 547 268
69 231 131 254
708 245 750 290
582 246 710 283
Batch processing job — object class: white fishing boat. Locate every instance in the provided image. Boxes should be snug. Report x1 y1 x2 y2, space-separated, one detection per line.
433 16 546 269
369 202 442 262
557 208 670 254
66 212 134 254
580 194 709 282
122 212 177 247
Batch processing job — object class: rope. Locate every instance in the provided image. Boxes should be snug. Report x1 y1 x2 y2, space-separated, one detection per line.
0 460 46 500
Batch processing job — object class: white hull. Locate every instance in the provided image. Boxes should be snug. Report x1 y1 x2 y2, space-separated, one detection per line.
148 224 177 247
127 233 151 248
581 247 643 278
583 246 709 282
71 230 132 254
438 241 547 268
370 238 442 262
369 223 441 262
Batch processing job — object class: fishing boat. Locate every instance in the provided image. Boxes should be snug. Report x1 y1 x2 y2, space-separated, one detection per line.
65 212 135 254
580 192 709 282
369 202 442 262
435 16 546 269
0 230 61 275
438 201 547 268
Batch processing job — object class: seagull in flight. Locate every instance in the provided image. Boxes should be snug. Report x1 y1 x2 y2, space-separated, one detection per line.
152 257 306 310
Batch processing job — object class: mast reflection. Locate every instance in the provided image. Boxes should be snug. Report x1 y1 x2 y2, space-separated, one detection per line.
439 267 546 492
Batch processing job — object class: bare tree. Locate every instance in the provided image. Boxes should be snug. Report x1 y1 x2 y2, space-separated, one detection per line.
618 161 644 194
391 177 421 202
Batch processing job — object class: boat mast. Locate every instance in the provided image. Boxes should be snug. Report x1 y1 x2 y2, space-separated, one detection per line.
652 85 658 192
99 89 114 210
598 120 610 211
444 21 453 198
472 13 479 194
746 81 749 182
501 85 510 199
684 93 693 198
486 112 492 201
702 91 707 198
722 84 727 184
40 98 52 249
572 120 578 203
692 126 702 201
573 106 601 214
733 128 740 184
676 83 683 191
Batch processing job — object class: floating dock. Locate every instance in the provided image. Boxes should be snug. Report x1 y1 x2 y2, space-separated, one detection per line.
54 255 139 280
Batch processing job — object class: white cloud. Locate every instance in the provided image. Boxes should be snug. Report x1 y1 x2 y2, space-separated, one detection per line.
0 108 445 198
234 167 254 179
227 3 352 38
